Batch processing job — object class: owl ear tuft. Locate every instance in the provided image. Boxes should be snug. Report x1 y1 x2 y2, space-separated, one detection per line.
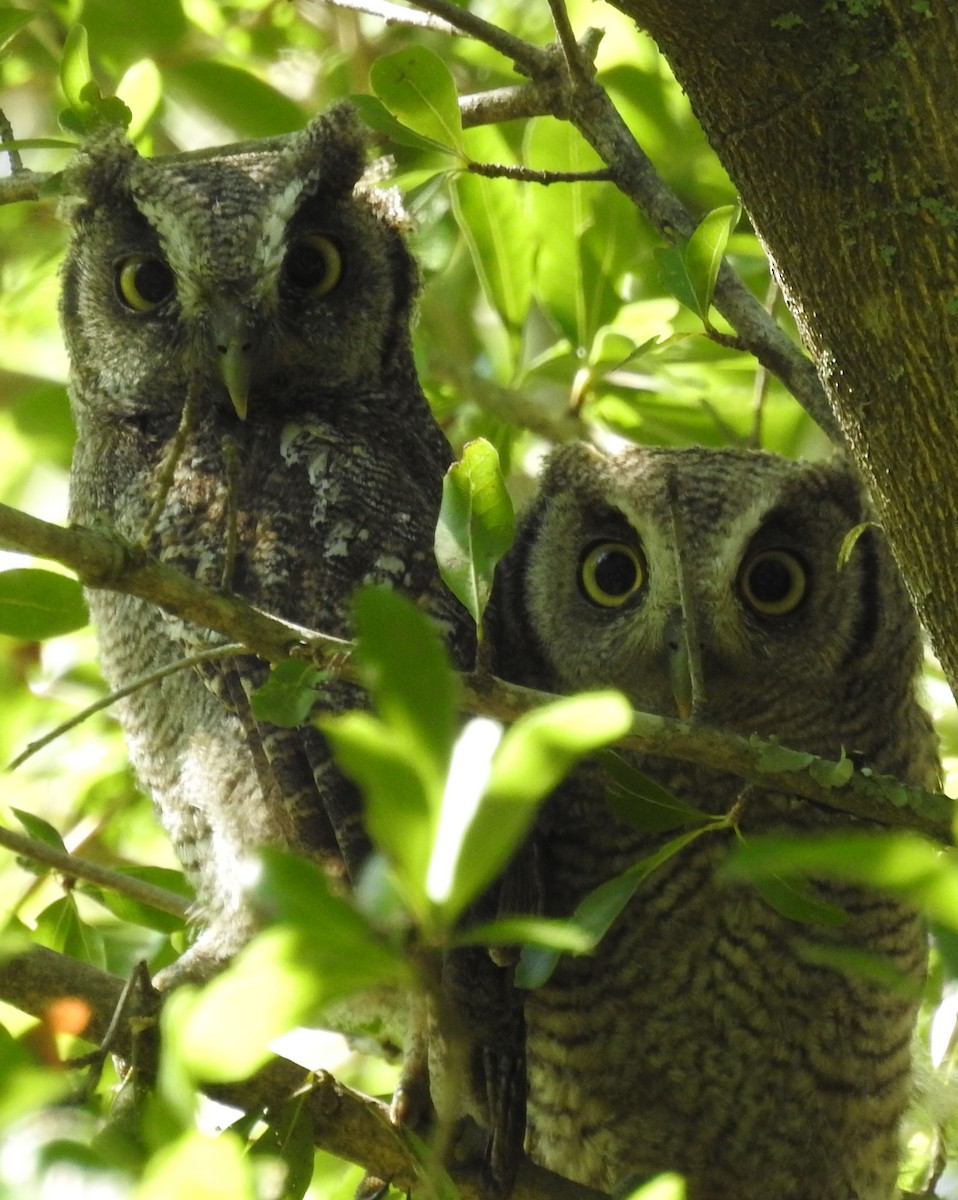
58 126 140 221
293 101 370 197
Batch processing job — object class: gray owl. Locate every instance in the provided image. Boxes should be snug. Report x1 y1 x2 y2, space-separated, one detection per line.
491 442 938 1199
58 104 526 1190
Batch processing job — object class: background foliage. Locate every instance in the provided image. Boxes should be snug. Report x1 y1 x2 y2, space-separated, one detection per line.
0 2 957 1197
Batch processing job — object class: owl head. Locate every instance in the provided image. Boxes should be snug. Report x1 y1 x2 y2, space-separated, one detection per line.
58 103 420 430
494 442 926 763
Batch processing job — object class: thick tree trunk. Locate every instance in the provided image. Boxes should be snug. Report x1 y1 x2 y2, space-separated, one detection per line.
611 0 958 696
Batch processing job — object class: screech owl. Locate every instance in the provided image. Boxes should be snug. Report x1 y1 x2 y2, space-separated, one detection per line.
58 104 526 1190
491 442 939 1199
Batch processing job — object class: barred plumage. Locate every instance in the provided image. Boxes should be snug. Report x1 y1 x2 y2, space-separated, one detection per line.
491 442 938 1198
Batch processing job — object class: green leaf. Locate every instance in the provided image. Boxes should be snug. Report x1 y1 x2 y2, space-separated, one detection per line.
82 866 191 935
321 711 434 917
0 9 34 56
721 831 958 930
655 204 740 325
33 895 106 968
620 1174 687 1200
440 693 634 927
250 659 328 728
249 1094 316 1200
796 940 922 997
751 874 848 927
12 807 67 853
174 849 410 1080
136 1130 255 1200
59 24 94 116
452 125 533 337
453 916 594 954
807 749 854 788
517 826 709 989
351 93 458 158
370 45 464 155
435 438 515 633
682 203 740 322
0 569 88 639
597 750 713 831
353 586 459 786
749 734 814 773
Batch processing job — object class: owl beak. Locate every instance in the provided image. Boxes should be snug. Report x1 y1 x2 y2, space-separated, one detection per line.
212 308 254 420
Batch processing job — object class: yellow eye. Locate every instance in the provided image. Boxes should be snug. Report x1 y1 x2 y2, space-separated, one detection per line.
579 541 645 608
284 233 343 296
116 255 175 312
739 549 808 616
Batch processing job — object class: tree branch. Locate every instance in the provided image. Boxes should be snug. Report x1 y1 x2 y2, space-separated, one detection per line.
0 945 607 1200
0 823 190 919
1 503 951 843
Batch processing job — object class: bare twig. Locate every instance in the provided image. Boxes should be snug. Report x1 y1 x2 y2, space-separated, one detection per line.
397 0 548 75
7 642 246 771
0 169 49 204
0 503 951 842
0 108 23 174
460 84 562 129
0 823 189 917
466 161 612 185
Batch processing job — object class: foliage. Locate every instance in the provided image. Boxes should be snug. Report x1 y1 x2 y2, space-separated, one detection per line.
0 3 956 1199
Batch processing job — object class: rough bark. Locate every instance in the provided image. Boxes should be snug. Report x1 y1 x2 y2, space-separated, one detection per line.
610 0 958 696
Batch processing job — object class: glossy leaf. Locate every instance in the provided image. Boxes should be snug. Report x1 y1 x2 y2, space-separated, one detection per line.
0 569 88 639
435 437 515 632
370 45 464 155
440 692 634 927
683 203 739 321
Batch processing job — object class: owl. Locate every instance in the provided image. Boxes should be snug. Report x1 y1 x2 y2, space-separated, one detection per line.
490 442 939 1199
58 104 528 1190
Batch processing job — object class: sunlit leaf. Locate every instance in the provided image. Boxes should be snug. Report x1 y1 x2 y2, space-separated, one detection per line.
620 1173 687 1200
682 203 739 323
33 895 106 969
435 437 515 633
442 693 634 927
0 569 88 638
452 916 594 953
351 93 457 158
370 45 464 155
59 24 94 116
136 1130 255 1200
453 125 532 338
353 587 458 785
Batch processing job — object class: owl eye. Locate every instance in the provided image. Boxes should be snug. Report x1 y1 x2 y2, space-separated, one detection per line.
284 233 344 296
739 548 808 616
579 541 645 608
115 255 175 312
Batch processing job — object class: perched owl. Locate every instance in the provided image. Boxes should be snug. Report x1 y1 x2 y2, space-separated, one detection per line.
491 442 938 1199
58 104 527 1190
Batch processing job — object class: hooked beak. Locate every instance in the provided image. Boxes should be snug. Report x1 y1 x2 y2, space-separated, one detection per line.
665 609 694 720
212 306 255 420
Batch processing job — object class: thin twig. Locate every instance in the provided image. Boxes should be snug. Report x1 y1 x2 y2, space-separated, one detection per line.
546 0 591 89
0 107 23 174
8 643 246 772
397 0 548 75
316 0 460 33
460 85 562 129
466 161 612 184
0 823 189 917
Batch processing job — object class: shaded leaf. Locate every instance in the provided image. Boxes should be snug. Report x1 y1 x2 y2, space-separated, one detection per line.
13 808 67 853
597 750 713 831
751 874 848 927
0 8 33 55
251 659 328 728
435 437 515 632
837 521 878 568
0 569 88 639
